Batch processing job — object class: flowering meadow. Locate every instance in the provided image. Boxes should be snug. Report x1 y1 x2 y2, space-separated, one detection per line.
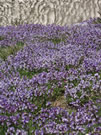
0 17 101 135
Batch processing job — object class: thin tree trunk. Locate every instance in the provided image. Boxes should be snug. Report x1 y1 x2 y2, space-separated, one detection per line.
0 0 100 26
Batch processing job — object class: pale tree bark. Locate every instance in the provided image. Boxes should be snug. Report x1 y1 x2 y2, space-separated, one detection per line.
0 0 101 26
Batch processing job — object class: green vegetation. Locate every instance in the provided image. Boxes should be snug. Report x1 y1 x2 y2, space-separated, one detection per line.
18 68 49 79
0 36 5 41
0 41 25 60
48 38 65 44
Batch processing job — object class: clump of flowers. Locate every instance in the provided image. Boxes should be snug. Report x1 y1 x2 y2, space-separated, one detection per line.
0 17 101 134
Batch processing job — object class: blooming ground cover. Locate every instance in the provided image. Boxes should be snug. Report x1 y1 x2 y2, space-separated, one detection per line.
0 17 101 135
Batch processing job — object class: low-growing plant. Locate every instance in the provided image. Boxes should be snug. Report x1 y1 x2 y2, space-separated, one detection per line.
0 41 25 60
0 19 101 134
0 36 5 41
48 38 65 44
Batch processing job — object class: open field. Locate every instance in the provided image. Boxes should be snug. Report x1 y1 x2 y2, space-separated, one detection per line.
0 17 101 134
